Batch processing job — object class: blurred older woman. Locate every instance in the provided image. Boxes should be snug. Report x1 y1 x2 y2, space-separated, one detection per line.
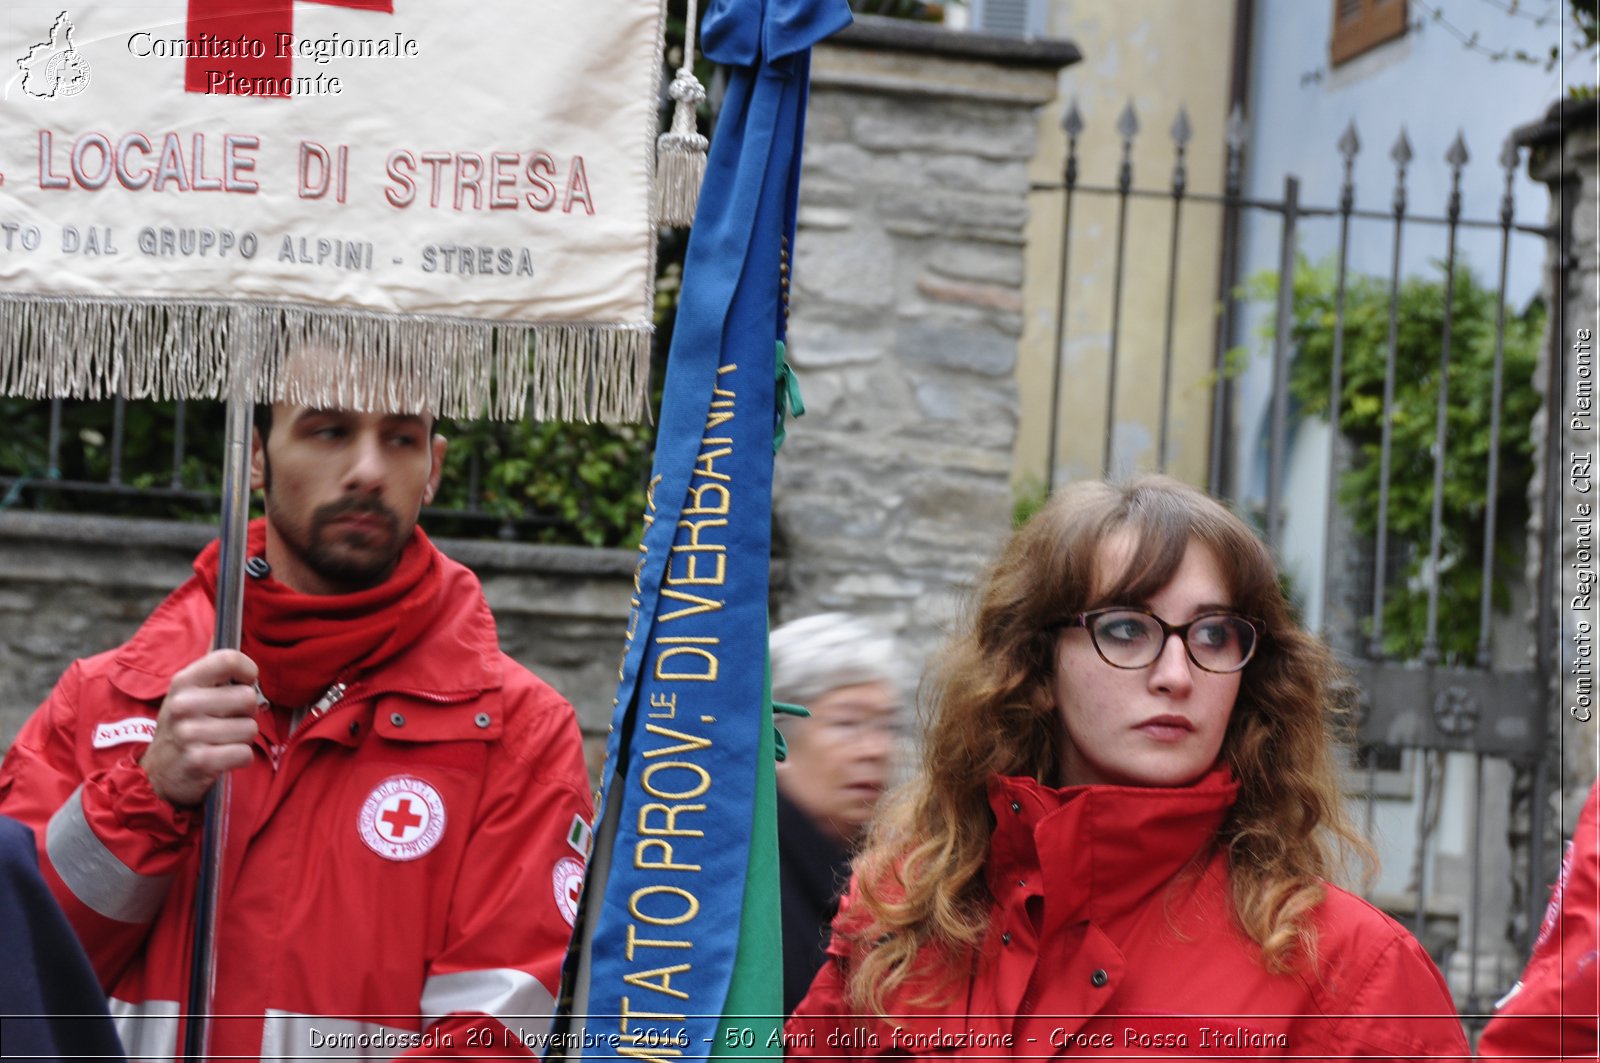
771 613 904 1015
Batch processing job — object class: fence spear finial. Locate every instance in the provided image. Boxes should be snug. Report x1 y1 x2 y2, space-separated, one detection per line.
1170 107 1191 196
1115 101 1139 194
1117 100 1140 142
1389 127 1412 220
1225 101 1247 152
1337 120 1360 213
1171 106 1193 148
1338 119 1361 161
1391 126 1414 168
1498 136 1520 173
1224 102 1247 197
1062 97 1084 139
1446 129 1471 170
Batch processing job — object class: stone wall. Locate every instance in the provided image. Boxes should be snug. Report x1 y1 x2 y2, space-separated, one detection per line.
1521 97 1600 814
1514 96 1600 936
0 512 634 779
773 18 1078 675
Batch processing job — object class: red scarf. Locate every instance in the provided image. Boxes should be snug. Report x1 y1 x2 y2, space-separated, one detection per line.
193 518 443 709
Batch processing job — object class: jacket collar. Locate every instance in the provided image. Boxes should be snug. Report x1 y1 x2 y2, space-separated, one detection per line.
106 538 502 704
864 769 1241 1038
985 767 1239 934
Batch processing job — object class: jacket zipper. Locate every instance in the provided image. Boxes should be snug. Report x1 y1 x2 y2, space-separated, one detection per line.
335 685 480 709
267 683 482 770
268 682 349 772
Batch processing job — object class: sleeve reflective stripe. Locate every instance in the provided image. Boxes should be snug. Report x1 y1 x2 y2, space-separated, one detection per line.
109 997 179 1061
420 968 556 1030
46 785 173 923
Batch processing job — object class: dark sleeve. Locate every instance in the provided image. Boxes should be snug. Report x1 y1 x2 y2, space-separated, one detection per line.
777 842 836 1016
0 815 126 1063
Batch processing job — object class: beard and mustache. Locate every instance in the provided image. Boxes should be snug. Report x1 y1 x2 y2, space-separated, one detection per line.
281 495 406 591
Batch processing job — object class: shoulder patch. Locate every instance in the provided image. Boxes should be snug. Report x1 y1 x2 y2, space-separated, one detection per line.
553 856 585 926
92 717 157 749
567 814 593 858
358 775 447 861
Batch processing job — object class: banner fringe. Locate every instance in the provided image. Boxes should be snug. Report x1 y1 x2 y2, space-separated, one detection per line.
0 297 652 424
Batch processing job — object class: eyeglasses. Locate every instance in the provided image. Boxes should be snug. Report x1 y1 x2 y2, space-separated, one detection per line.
1063 608 1262 674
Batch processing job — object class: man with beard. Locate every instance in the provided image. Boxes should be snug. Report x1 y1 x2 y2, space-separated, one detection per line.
0 365 593 1060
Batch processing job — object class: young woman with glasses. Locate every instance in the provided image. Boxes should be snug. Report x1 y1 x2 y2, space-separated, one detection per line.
785 475 1469 1059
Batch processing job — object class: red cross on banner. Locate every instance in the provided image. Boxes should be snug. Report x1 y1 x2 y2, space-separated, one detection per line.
380 798 423 840
184 0 393 95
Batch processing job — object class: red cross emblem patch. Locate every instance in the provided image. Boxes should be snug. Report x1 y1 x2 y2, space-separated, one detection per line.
553 856 585 927
358 775 446 861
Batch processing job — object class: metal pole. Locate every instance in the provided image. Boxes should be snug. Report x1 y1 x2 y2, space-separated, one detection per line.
1321 123 1359 637
1265 176 1299 550
1421 134 1470 666
183 314 257 1062
47 398 63 477
109 396 126 486
1468 753 1485 1014
1103 103 1139 479
1209 13 1252 501
1046 104 1082 494
171 401 188 490
1157 108 1192 472
1477 140 1520 667
1371 130 1412 657
1412 751 1434 939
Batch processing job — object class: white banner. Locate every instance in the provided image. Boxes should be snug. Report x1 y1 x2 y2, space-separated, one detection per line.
0 1 664 420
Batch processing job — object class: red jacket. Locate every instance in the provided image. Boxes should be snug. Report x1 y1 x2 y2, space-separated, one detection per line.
787 770 1469 1059
0 542 593 1061
1478 781 1599 1061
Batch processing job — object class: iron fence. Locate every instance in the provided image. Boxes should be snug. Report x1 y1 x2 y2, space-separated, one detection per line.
0 395 640 544
1033 97 1564 1018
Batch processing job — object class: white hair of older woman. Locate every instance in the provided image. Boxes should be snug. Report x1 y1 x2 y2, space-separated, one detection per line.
769 613 907 713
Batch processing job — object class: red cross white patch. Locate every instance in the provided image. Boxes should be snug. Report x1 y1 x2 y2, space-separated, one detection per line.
358 775 446 861
553 856 585 927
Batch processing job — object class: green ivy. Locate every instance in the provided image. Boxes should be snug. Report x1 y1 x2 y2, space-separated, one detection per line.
434 416 652 548
0 396 233 517
1247 256 1545 663
1011 473 1048 529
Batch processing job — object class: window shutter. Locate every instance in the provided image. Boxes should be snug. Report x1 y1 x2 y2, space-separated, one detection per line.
1331 0 1408 65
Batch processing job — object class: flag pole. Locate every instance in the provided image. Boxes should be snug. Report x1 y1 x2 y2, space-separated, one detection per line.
182 320 256 1062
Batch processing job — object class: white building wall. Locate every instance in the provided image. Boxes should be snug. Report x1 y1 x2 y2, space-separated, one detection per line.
1233 0 1582 620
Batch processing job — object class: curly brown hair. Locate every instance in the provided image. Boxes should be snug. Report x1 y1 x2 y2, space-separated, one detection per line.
840 475 1372 1014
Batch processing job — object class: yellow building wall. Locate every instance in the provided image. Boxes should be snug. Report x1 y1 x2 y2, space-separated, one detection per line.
1017 0 1239 494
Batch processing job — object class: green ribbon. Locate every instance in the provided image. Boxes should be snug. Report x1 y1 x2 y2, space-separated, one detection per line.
773 340 806 453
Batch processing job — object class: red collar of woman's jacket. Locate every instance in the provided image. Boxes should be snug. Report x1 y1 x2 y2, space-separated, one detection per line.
984 767 1240 935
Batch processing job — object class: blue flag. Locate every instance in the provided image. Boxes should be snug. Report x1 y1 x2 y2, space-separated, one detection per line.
557 0 852 1058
